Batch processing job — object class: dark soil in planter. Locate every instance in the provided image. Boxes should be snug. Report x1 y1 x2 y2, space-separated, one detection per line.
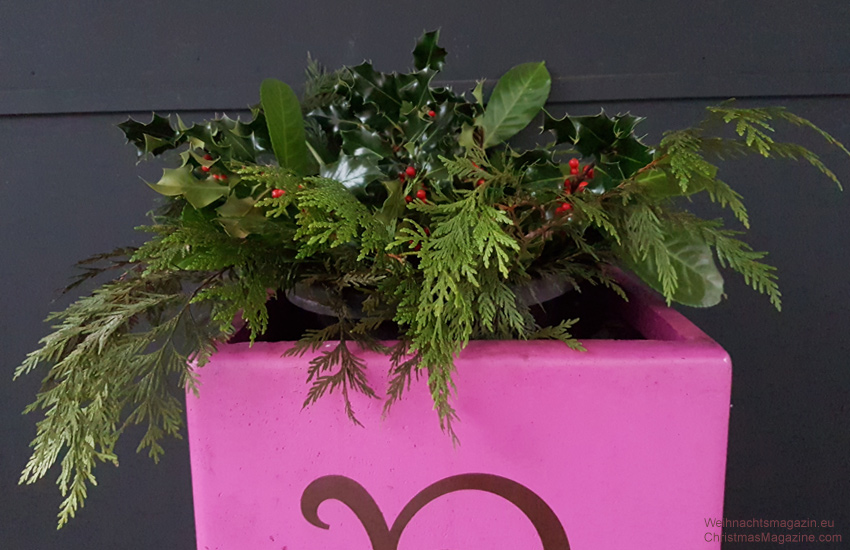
230 282 643 344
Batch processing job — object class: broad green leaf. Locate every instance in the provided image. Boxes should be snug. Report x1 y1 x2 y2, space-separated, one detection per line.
147 166 228 209
625 231 724 307
634 168 705 199
478 62 551 148
260 78 310 175
412 30 447 71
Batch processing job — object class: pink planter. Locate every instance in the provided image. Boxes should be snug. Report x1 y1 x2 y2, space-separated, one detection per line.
186 282 732 550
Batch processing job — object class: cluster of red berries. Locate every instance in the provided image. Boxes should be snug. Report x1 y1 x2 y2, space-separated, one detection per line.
555 202 573 215
198 153 230 180
401 166 429 203
564 158 593 195
405 188 427 203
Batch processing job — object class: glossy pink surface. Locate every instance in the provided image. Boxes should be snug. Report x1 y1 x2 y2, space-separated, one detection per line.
186 284 731 550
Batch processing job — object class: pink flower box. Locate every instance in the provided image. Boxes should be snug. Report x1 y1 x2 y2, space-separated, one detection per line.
186 281 731 550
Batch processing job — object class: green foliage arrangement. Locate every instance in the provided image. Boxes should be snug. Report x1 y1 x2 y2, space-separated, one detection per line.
16 31 848 526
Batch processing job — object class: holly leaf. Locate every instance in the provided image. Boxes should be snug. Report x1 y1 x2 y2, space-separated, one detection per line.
572 112 618 157
321 155 384 193
599 137 653 180
570 111 653 180
341 126 394 158
412 30 447 72
147 166 228 209
542 112 577 145
118 114 179 157
261 78 310 175
350 62 402 118
376 178 406 225
397 70 436 110
523 162 565 200
478 62 552 148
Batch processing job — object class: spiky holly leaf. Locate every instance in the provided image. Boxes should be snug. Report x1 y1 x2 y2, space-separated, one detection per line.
542 112 577 145
571 111 653 181
349 62 403 118
412 30 447 72
321 154 385 196
523 162 564 200
147 166 229 209
118 114 180 157
341 126 394 158
397 70 436 110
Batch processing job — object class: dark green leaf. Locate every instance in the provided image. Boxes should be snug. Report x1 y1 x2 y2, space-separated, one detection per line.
321 155 384 193
397 70 436 109
260 78 310 175
340 126 394 158
478 62 552 148
412 30 447 72
350 63 402 117
118 114 179 157
523 162 565 200
572 112 618 157
542 112 577 145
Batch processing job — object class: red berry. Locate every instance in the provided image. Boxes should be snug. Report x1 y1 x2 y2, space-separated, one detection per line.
405 166 417 177
405 195 413 203
428 110 436 118
476 178 485 186
203 154 213 161
200 165 210 173
219 174 227 180
399 172 406 182
416 189 427 200
424 227 430 235
569 158 580 169
271 189 285 198
212 174 220 180
561 203 572 211
570 167 579 175
587 168 595 178
298 184 304 189
578 181 589 191
414 243 422 251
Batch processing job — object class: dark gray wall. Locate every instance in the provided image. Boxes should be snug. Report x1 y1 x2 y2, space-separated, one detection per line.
2 2 849 548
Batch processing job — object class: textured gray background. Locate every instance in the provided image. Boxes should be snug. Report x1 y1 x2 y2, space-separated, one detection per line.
2 1 849 548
